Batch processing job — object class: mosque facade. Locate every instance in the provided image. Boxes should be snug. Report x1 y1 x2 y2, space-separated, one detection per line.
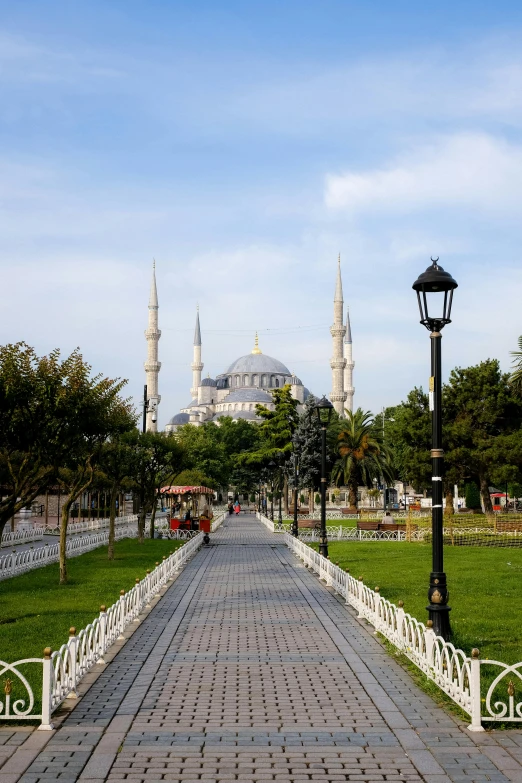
143 258 354 432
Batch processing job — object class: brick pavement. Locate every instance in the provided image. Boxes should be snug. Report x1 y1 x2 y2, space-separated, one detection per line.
4 514 522 782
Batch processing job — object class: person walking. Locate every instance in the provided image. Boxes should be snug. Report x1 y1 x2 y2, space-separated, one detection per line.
228 502 233 515
234 501 241 516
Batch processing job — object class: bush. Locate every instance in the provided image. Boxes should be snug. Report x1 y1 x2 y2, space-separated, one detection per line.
300 494 305 504
315 493 320 505
465 482 481 510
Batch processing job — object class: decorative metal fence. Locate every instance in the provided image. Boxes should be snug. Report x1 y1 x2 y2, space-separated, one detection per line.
0 532 204 728
284 533 522 729
0 523 139 581
1 527 44 548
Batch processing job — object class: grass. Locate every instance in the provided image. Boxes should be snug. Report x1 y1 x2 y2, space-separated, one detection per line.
320 541 522 665
0 538 181 664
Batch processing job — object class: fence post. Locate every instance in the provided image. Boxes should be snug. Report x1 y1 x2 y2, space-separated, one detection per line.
118 590 126 639
38 647 54 731
344 570 351 606
468 648 485 732
66 628 78 698
98 606 107 663
423 619 436 663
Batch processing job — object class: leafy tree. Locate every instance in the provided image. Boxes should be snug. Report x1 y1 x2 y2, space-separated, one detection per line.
384 390 431 493
98 431 138 560
509 336 522 395
331 408 394 510
173 423 229 487
292 393 322 504
172 468 216 488
443 360 522 513
134 432 184 540
253 385 300 461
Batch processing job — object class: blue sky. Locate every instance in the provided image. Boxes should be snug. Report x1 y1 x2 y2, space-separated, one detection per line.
1 1 521 425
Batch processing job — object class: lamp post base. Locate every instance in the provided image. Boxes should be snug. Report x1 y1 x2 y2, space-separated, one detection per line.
319 539 328 558
427 571 451 641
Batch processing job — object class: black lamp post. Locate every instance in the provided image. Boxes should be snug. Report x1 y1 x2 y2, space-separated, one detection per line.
277 453 284 528
413 257 458 641
314 395 334 557
292 447 299 538
268 460 276 521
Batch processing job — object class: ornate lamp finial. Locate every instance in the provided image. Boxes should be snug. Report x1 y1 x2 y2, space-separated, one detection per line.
252 331 262 355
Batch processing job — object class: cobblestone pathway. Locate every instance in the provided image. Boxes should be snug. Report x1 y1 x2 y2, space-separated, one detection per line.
3 514 522 782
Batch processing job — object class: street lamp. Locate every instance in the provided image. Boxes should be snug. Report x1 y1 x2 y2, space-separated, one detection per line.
314 395 334 557
292 446 299 538
413 257 458 641
142 384 157 433
268 460 276 521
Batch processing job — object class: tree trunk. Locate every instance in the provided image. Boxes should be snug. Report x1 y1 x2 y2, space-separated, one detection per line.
138 505 146 543
108 481 118 560
59 497 73 584
45 490 49 527
480 474 493 514
349 480 358 511
444 485 454 517
149 497 157 539
283 474 289 515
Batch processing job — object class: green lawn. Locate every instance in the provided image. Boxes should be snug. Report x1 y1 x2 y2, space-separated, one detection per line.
0 538 181 664
321 541 522 665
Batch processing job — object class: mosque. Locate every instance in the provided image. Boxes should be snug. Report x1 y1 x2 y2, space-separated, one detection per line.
142 258 354 432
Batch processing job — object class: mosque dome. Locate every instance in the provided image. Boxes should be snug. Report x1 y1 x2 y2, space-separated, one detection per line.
290 374 303 385
201 377 217 387
168 413 190 426
225 353 290 375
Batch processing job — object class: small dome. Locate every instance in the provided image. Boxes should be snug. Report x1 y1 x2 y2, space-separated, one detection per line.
201 377 217 387
303 387 311 401
223 389 272 404
184 399 199 408
167 413 190 426
216 377 228 389
290 375 303 385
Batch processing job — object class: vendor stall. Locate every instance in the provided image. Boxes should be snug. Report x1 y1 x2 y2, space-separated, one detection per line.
160 485 215 532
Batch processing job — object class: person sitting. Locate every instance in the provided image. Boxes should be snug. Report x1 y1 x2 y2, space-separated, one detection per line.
381 510 394 525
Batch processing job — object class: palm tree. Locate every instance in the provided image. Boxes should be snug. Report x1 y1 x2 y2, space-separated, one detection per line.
510 336 522 394
331 408 394 510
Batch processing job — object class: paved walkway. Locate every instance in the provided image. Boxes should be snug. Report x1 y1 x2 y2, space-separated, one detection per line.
2 515 522 782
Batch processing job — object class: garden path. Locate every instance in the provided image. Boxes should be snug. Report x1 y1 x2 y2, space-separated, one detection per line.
2 514 522 782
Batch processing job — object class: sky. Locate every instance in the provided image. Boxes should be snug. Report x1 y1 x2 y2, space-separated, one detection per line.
1 0 521 426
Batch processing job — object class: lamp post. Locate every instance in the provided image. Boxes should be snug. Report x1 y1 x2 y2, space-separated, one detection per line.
277 453 284 528
292 447 299 538
413 257 458 641
142 384 158 434
314 395 334 558
268 460 276 521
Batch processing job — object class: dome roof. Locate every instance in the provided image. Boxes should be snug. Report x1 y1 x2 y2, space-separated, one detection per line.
184 399 199 408
201 377 217 387
225 352 290 375
303 387 311 401
223 389 273 404
290 375 303 385
216 378 228 389
168 413 190 426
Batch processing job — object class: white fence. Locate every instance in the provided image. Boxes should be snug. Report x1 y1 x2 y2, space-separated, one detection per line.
0 521 139 581
42 514 139 537
0 532 204 728
285 533 522 729
1 527 45 548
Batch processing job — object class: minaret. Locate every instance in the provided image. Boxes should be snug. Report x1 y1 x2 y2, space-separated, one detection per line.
344 308 355 412
330 254 347 416
190 307 203 399
144 261 161 432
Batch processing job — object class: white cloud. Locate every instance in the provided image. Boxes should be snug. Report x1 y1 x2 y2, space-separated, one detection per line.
325 133 522 216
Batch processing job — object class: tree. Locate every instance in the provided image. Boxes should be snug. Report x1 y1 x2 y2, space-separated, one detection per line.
57 378 135 583
173 423 229 488
443 360 522 514
509 336 522 394
292 393 322 508
98 431 137 560
331 408 394 510
172 468 216 488
253 385 300 461
134 432 184 541
464 481 481 510
384 390 431 493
